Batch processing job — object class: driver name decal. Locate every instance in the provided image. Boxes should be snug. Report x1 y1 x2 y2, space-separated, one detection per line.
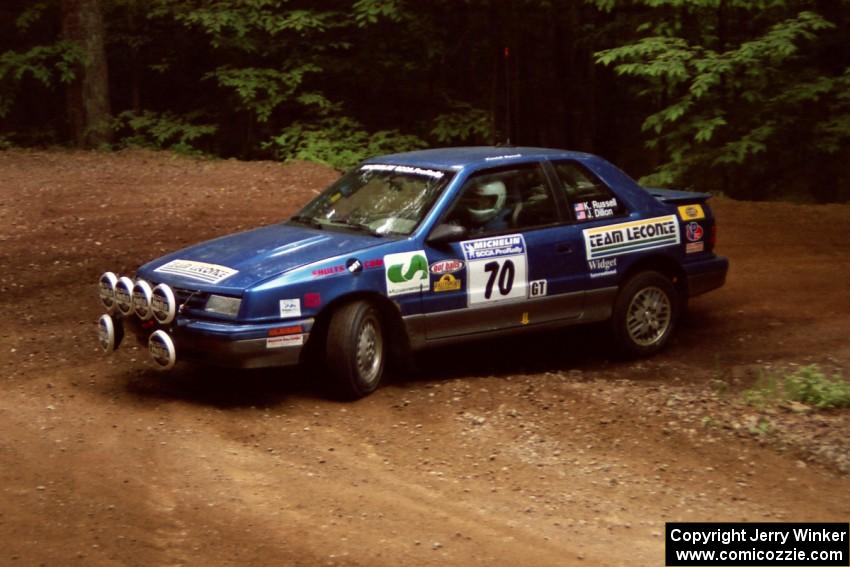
583 215 679 260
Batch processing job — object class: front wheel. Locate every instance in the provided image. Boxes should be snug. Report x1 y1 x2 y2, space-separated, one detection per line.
326 301 386 399
611 271 679 358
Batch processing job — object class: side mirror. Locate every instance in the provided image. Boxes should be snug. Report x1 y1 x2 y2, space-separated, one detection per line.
427 223 466 245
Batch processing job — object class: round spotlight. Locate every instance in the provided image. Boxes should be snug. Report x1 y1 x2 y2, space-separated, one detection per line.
98 272 118 312
132 280 154 320
151 283 177 325
97 313 123 353
114 276 135 316
148 330 176 370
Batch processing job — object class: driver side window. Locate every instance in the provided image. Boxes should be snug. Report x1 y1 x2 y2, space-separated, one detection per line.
443 164 557 236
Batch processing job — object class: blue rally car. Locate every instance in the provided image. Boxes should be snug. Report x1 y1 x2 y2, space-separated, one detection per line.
97 147 728 398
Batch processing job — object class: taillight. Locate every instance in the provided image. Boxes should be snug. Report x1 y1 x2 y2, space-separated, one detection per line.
708 224 717 252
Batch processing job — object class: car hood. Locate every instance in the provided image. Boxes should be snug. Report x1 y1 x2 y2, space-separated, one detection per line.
138 223 384 291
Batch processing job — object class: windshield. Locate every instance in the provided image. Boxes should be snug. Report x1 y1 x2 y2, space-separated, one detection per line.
291 164 454 236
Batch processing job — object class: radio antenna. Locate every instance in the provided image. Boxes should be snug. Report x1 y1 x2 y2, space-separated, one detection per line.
504 46 511 145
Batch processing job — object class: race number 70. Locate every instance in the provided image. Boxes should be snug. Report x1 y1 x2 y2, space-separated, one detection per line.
468 255 528 306
484 260 515 299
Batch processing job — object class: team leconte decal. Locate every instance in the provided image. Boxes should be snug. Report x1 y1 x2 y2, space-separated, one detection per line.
155 259 238 284
461 234 528 306
433 274 462 292
384 250 429 296
279 298 301 318
583 215 679 260
677 204 706 221
574 197 618 220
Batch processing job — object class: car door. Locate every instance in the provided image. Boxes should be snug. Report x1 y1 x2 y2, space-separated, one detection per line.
422 162 588 340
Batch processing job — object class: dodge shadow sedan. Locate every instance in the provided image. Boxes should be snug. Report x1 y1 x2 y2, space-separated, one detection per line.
97 147 728 398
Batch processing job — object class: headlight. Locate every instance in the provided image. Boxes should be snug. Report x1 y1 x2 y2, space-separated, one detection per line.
132 280 154 320
205 294 242 317
114 276 135 316
151 283 176 324
98 272 118 312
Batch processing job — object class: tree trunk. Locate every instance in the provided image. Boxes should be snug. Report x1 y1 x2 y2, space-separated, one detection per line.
61 0 111 147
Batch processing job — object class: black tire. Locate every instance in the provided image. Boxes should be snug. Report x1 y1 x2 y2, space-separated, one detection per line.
611 270 679 358
325 301 386 399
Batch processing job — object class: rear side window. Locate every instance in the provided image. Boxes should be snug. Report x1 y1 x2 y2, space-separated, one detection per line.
552 161 626 222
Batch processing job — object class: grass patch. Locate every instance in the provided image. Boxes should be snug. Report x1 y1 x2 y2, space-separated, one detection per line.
743 365 850 410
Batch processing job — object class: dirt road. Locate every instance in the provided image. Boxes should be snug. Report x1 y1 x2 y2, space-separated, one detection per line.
1 149 848 566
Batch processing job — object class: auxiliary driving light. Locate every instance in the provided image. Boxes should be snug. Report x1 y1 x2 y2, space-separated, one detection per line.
114 276 135 316
132 279 154 320
148 330 176 370
98 272 118 312
151 283 176 325
97 313 123 353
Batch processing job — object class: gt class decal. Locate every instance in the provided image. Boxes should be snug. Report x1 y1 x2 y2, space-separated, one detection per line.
384 250 428 296
154 259 238 284
461 234 528 306
583 215 679 260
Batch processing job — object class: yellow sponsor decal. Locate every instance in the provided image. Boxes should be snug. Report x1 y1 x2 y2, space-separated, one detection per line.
678 204 705 221
434 273 461 292
521 312 529 325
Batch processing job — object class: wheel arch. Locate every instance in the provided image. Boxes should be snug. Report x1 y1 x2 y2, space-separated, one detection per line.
620 254 687 298
302 291 410 367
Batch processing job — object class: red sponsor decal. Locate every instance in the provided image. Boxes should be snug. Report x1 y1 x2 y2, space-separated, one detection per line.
312 265 345 277
268 325 302 337
303 292 321 308
429 259 464 274
363 258 384 269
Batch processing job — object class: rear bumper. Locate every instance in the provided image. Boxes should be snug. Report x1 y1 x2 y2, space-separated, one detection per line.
685 255 729 297
127 316 314 369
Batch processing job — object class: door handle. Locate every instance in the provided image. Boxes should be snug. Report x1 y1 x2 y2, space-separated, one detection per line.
555 243 573 254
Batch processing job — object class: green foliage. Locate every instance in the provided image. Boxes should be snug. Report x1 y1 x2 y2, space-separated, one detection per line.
113 110 217 155
204 65 321 122
0 41 83 117
594 5 850 199
430 103 493 145
265 117 426 170
743 366 850 410
352 0 403 27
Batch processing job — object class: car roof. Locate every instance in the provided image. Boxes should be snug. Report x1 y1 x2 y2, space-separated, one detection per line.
365 146 594 171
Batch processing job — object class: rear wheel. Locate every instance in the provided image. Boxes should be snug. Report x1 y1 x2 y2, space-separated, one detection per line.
326 301 385 399
611 271 679 357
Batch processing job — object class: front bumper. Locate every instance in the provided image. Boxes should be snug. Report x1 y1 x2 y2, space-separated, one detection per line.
126 316 314 369
685 255 729 297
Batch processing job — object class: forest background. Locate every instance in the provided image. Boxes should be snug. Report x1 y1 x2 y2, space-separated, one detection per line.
2 0 848 202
